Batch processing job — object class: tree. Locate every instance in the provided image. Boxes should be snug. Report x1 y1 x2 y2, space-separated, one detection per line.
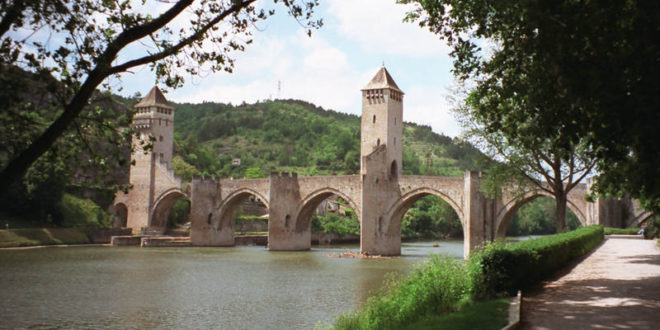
0 0 321 188
400 0 660 212
454 87 596 232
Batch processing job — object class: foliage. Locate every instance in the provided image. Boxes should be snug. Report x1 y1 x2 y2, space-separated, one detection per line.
312 213 359 237
167 198 191 228
333 226 604 329
469 226 604 298
643 216 660 239
401 0 660 212
450 48 596 233
172 156 199 182
402 195 463 239
171 99 487 179
0 228 90 248
506 197 581 236
59 193 113 228
0 0 322 188
334 256 472 330
604 227 640 235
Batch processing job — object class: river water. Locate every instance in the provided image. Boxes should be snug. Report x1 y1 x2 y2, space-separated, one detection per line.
0 241 463 329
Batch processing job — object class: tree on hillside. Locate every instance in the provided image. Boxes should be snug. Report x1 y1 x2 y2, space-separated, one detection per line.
0 0 321 188
400 0 660 212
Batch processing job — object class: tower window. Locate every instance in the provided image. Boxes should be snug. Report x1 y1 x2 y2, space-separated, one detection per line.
159 136 163 142
390 160 398 178
372 115 376 124
377 138 380 146
394 137 396 146
394 117 397 125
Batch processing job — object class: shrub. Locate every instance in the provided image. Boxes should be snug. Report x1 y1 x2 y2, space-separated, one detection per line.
59 194 113 228
333 226 605 330
470 226 604 297
604 227 640 235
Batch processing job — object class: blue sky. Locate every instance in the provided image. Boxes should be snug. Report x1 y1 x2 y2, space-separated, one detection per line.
115 1 462 137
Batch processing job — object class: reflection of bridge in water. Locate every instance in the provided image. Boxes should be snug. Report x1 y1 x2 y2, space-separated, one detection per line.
113 67 652 257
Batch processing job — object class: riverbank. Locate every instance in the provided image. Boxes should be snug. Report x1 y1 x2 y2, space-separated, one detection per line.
0 228 130 248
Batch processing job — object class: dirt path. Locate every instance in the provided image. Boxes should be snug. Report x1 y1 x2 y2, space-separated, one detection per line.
520 236 660 330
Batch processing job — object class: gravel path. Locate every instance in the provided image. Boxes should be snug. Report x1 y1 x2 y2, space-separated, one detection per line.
520 236 660 330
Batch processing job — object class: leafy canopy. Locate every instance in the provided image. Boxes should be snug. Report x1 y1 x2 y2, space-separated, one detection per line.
400 0 660 211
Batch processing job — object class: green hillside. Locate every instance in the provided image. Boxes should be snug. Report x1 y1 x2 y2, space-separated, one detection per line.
169 99 489 180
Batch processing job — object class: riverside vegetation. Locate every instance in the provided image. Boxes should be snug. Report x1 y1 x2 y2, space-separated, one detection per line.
333 226 605 329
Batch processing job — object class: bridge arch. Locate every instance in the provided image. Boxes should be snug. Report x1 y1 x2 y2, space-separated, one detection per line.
385 188 464 237
294 188 360 233
214 188 269 230
495 192 587 238
150 188 188 233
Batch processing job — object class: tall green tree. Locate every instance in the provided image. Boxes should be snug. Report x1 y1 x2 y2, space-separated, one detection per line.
0 0 321 188
455 88 596 232
401 0 660 212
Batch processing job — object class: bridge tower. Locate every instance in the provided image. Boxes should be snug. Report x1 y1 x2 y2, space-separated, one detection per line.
116 86 179 233
360 66 404 176
360 66 405 255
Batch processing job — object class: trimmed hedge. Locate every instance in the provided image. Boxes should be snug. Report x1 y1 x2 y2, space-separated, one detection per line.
470 226 604 298
333 226 605 329
604 227 639 235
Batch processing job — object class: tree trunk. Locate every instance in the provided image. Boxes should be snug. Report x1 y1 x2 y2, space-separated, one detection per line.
555 193 568 233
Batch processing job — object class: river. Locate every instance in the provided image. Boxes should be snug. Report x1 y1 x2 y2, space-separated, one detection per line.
0 240 463 329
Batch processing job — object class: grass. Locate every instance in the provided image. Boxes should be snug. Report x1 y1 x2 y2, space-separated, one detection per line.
334 256 473 329
0 228 90 248
333 226 604 330
604 227 640 235
401 298 510 330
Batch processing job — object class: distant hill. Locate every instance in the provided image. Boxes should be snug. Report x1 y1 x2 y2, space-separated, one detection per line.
168 99 490 180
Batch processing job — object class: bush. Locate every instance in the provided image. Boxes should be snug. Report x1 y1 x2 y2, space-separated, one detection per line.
604 227 640 235
59 194 113 228
470 226 604 297
333 226 605 330
643 216 660 239
312 213 359 237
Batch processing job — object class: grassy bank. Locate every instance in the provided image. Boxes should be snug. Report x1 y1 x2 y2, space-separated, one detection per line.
334 226 604 329
0 228 90 248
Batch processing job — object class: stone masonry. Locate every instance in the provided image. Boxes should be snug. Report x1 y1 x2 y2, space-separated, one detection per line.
113 68 652 256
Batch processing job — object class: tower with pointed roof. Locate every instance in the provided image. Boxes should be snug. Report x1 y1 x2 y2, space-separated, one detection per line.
360 66 404 176
359 67 406 255
118 86 180 233
132 86 175 168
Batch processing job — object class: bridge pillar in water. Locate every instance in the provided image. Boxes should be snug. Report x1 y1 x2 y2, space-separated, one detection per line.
190 177 234 246
463 171 495 257
268 172 309 251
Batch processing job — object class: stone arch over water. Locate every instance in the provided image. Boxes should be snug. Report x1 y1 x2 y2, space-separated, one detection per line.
295 187 361 234
150 188 188 233
495 192 586 238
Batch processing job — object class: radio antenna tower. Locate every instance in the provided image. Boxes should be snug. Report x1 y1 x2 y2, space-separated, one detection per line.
277 80 281 99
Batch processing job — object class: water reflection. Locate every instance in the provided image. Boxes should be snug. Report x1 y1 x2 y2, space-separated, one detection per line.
0 241 463 329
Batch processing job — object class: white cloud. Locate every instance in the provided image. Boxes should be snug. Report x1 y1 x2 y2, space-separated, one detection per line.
124 0 462 137
327 0 449 57
405 85 462 137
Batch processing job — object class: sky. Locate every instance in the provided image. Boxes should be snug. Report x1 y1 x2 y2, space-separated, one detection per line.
115 0 463 137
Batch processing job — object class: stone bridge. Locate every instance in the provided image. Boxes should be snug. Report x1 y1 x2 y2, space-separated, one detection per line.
113 68 653 257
